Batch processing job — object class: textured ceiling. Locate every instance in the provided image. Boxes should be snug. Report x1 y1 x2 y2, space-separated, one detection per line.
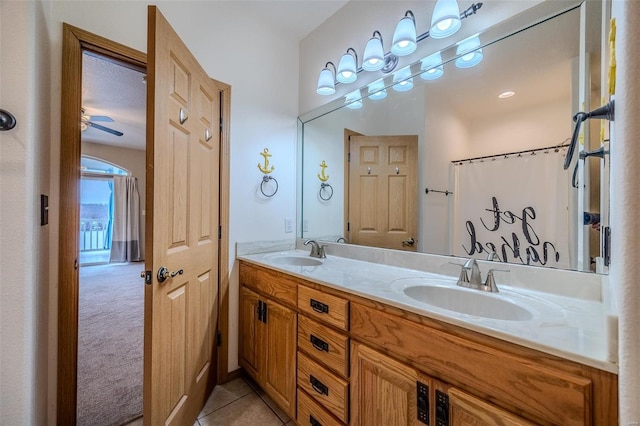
81 52 147 150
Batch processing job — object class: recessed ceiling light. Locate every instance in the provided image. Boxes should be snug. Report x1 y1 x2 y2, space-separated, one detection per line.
498 91 515 99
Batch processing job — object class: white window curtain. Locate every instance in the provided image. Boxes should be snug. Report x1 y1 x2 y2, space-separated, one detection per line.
451 149 571 269
110 175 143 263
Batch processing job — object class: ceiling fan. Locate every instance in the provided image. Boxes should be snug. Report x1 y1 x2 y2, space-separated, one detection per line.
80 108 124 136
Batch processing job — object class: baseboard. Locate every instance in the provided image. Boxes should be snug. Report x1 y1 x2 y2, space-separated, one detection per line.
219 367 243 384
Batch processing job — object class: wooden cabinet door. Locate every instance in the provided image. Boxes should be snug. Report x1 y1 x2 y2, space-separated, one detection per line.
263 300 297 419
449 388 536 426
351 342 421 426
239 286 260 380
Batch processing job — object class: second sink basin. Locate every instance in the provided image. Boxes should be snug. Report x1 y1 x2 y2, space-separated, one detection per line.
267 255 324 267
401 284 533 321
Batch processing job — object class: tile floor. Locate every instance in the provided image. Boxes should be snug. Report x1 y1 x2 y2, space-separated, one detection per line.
124 376 293 426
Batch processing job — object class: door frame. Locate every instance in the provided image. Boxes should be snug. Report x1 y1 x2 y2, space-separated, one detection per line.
343 128 364 241
57 24 231 424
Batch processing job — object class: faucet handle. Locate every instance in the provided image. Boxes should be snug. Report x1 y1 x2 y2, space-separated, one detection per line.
318 245 327 259
486 250 498 261
483 268 510 292
449 262 469 283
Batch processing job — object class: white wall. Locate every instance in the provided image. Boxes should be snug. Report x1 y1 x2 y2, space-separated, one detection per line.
610 0 640 421
0 1 51 424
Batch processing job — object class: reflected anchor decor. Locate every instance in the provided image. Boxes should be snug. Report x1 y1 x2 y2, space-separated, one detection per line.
317 160 334 201
257 148 278 197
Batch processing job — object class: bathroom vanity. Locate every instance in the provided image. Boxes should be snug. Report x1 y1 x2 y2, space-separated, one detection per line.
238 249 617 425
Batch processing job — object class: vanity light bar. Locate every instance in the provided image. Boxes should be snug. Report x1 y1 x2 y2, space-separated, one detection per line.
316 2 483 94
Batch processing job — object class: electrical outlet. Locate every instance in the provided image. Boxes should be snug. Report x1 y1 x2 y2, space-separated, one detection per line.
284 218 293 233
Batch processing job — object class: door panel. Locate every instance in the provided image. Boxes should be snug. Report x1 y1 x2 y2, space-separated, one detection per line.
146 6 220 425
263 301 297 418
351 342 419 425
349 135 418 251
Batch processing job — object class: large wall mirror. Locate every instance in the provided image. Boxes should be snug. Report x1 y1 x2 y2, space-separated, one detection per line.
299 0 610 273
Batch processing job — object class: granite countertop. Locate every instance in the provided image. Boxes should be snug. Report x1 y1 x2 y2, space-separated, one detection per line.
238 249 617 374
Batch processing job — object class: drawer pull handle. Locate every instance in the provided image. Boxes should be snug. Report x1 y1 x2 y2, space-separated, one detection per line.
310 375 329 396
310 415 323 426
310 335 329 352
310 299 329 314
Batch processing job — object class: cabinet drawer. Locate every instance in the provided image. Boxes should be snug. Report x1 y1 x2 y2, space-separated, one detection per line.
298 285 349 331
298 389 344 426
298 352 349 423
298 315 349 377
240 262 297 307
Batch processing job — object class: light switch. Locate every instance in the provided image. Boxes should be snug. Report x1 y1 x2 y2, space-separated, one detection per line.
284 218 293 233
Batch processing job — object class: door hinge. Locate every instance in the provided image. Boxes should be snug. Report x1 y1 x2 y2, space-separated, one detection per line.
218 225 222 240
603 226 611 267
417 381 429 424
219 116 223 132
347 222 350 232
348 152 351 162
435 390 449 426
257 300 267 323
216 330 222 346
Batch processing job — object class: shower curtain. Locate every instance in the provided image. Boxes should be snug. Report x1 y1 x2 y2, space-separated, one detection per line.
452 149 570 269
110 175 143 263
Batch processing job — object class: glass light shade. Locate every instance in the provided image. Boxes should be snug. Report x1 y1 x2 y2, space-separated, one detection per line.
367 79 387 100
337 51 358 84
391 15 417 56
420 51 444 80
345 89 363 109
316 67 336 95
455 35 483 68
362 36 385 72
392 67 413 92
429 0 461 39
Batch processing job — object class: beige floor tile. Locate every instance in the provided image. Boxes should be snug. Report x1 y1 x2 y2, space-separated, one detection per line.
198 393 284 426
198 377 254 418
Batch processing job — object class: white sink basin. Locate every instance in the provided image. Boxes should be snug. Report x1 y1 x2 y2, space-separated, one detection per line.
267 255 323 267
402 285 533 321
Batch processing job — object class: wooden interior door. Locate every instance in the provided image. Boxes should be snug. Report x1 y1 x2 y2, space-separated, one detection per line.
145 6 221 425
348 135 418 251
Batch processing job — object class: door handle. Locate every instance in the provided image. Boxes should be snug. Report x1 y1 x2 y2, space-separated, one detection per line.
402 237 415 246
157 266 184 283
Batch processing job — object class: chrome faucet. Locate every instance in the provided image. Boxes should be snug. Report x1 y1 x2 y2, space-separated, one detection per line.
304 239 327 259
451 258 508 293
336 237 348 243
486 250 498 261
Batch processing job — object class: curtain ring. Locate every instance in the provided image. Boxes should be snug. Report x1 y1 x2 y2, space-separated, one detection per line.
319 182 333 201
260 175 278 197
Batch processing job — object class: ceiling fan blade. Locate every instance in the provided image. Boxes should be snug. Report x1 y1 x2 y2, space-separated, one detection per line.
87 121 124 136
88 115 114 123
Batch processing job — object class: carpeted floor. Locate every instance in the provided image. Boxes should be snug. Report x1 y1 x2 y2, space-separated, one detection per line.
78 262 144 426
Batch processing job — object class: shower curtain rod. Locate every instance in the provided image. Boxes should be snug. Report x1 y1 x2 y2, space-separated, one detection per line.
452 143 569 164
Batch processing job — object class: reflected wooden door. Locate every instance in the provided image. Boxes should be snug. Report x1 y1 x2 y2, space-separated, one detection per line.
145 6 221 425
348 135 418 251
